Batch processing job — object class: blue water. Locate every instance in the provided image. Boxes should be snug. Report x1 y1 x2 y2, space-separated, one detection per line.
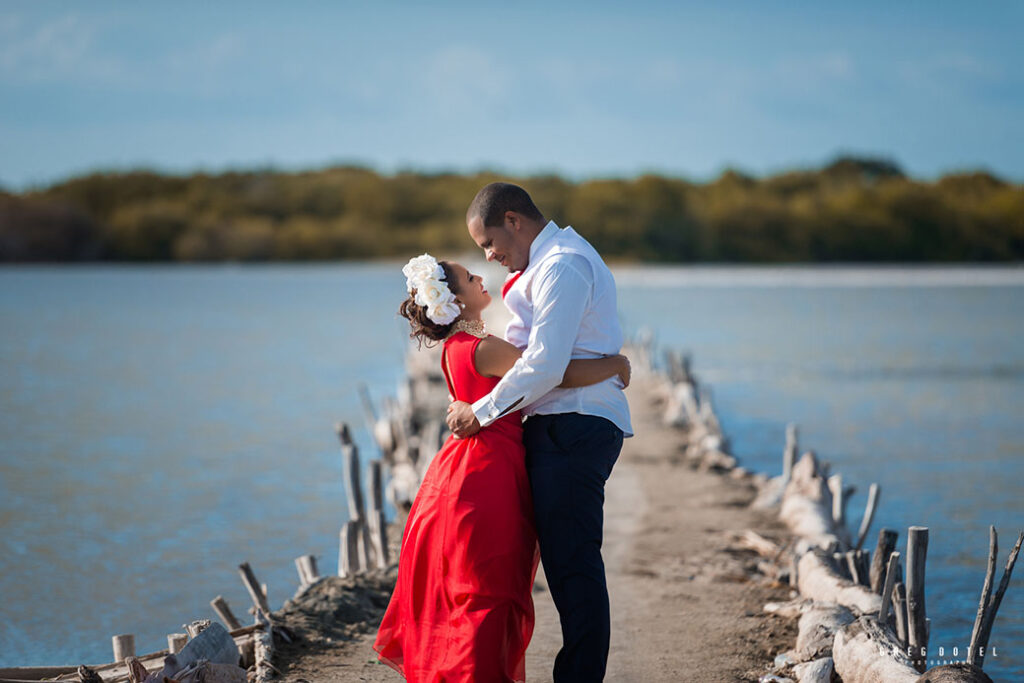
615 265 1024 679
1 264 1022 678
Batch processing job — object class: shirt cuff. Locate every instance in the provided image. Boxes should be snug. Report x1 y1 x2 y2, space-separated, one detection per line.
471 395 495 427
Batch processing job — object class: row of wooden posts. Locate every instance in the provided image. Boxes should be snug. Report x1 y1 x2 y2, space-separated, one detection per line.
61 418 400 683
71 337 463 683
643 346 1023 683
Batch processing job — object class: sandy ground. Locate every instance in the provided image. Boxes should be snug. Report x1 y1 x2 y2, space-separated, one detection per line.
271 375 797 682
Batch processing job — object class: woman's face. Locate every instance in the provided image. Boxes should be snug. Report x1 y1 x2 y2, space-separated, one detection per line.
448 262 491 319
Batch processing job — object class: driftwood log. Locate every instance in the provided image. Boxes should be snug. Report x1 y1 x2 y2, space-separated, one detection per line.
780 452 842 550
797 551 880 614
832 616 919 683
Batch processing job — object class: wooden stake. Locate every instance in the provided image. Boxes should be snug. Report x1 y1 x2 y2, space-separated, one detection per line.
167 633 188 654
295 554 319 587
238 562 272 616
338 519 362 578
856 549 871 588
870 529 899 593
782 423 798 484
367 460 389 569
893 582 908 645
210 595 243 631
906 526 929 669
845 551 861 585
124 657 147 683
968 526 998 667
854 483 880 550
828 474 846 529
879 551 901 623
970 528 1023 668
111 634 134 663
337 422 366 524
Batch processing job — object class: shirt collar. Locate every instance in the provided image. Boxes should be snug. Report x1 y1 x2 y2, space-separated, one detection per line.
526 220 559 268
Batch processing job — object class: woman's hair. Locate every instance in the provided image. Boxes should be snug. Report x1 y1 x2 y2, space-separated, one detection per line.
399 260 461 347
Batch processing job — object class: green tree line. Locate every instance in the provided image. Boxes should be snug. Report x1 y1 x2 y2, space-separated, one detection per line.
1 157 1021 262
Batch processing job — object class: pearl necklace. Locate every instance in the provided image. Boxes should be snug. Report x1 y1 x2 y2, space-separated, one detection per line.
446 319 487 339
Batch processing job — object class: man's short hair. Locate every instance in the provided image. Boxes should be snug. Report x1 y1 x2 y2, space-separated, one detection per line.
466 182 544 228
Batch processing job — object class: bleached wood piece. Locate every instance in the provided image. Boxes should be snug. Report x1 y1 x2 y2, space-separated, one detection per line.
782 423 798 484
167 633 188 654
294 555 319 587
854 483 880 550
780 452 842 550
793 657 833 683
893 582 908 645
337 422 366 523
738 529 780 558
970 529 1023 668
338 519 362 577
112 635 135 663
238 562 272 616
906 526 929 667
797 550 881 614
878 551 900 623
211 596 243 631
253 609 275 683
832 616 919 683
870 529 899 593
794 603 854 661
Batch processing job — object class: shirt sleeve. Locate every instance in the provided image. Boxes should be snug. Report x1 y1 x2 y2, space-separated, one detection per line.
471 253 592 426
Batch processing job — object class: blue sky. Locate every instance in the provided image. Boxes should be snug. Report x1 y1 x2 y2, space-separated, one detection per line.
1 1 1022 189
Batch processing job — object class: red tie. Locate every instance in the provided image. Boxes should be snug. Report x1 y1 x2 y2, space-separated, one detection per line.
501 271 524 300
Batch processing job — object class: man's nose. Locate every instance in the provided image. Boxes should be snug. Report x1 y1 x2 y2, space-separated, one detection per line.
485 249 496 262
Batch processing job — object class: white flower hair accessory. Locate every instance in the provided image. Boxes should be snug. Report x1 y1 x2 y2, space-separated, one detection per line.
401 253 461 325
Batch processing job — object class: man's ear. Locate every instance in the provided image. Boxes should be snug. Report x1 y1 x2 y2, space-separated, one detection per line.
505 211 519 232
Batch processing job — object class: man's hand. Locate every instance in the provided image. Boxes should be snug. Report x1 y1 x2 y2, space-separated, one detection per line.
446 400 482 438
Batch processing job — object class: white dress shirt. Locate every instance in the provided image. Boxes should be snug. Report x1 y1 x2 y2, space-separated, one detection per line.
471 221 633 437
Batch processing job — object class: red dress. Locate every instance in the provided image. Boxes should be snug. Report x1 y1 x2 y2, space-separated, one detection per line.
374 331 540 682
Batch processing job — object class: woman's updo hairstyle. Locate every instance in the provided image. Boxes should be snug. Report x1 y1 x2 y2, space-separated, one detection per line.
399 260 462 347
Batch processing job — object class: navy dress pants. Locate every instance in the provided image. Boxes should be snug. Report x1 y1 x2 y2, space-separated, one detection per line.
523 413 624 683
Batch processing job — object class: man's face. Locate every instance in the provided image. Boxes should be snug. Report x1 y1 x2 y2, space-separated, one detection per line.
467 214 526 272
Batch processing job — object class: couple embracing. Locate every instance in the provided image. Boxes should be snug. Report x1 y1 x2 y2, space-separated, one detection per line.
374 183 633 682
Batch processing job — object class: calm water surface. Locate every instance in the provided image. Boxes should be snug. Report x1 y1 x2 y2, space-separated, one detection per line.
1 264 1022 677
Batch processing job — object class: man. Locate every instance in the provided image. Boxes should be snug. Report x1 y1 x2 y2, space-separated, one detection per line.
446 182 632 683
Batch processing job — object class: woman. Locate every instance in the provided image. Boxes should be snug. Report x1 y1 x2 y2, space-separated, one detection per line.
374 254 629 682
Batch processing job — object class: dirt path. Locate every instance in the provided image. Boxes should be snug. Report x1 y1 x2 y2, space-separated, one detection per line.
273 375 796 682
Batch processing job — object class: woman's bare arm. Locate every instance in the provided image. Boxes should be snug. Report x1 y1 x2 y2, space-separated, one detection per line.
475 336 630 388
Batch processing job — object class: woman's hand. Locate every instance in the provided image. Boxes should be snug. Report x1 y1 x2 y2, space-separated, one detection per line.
611 353 631 388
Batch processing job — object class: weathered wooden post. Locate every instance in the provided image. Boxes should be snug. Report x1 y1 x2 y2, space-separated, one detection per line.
845 551 862 585
893 582 909 645
238 562 272 616
167 633 188 654
854 483 880 550
338 423 366 522
968 528 1023 668
870 529 899 593
338 422 373 569
827 474 848 530
367 460 390 569
878 551 901 622
295 554 319 587
782 423 798 484
111 634 135 663
906 526 929 669
210 595 243 631
338 519 362 578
